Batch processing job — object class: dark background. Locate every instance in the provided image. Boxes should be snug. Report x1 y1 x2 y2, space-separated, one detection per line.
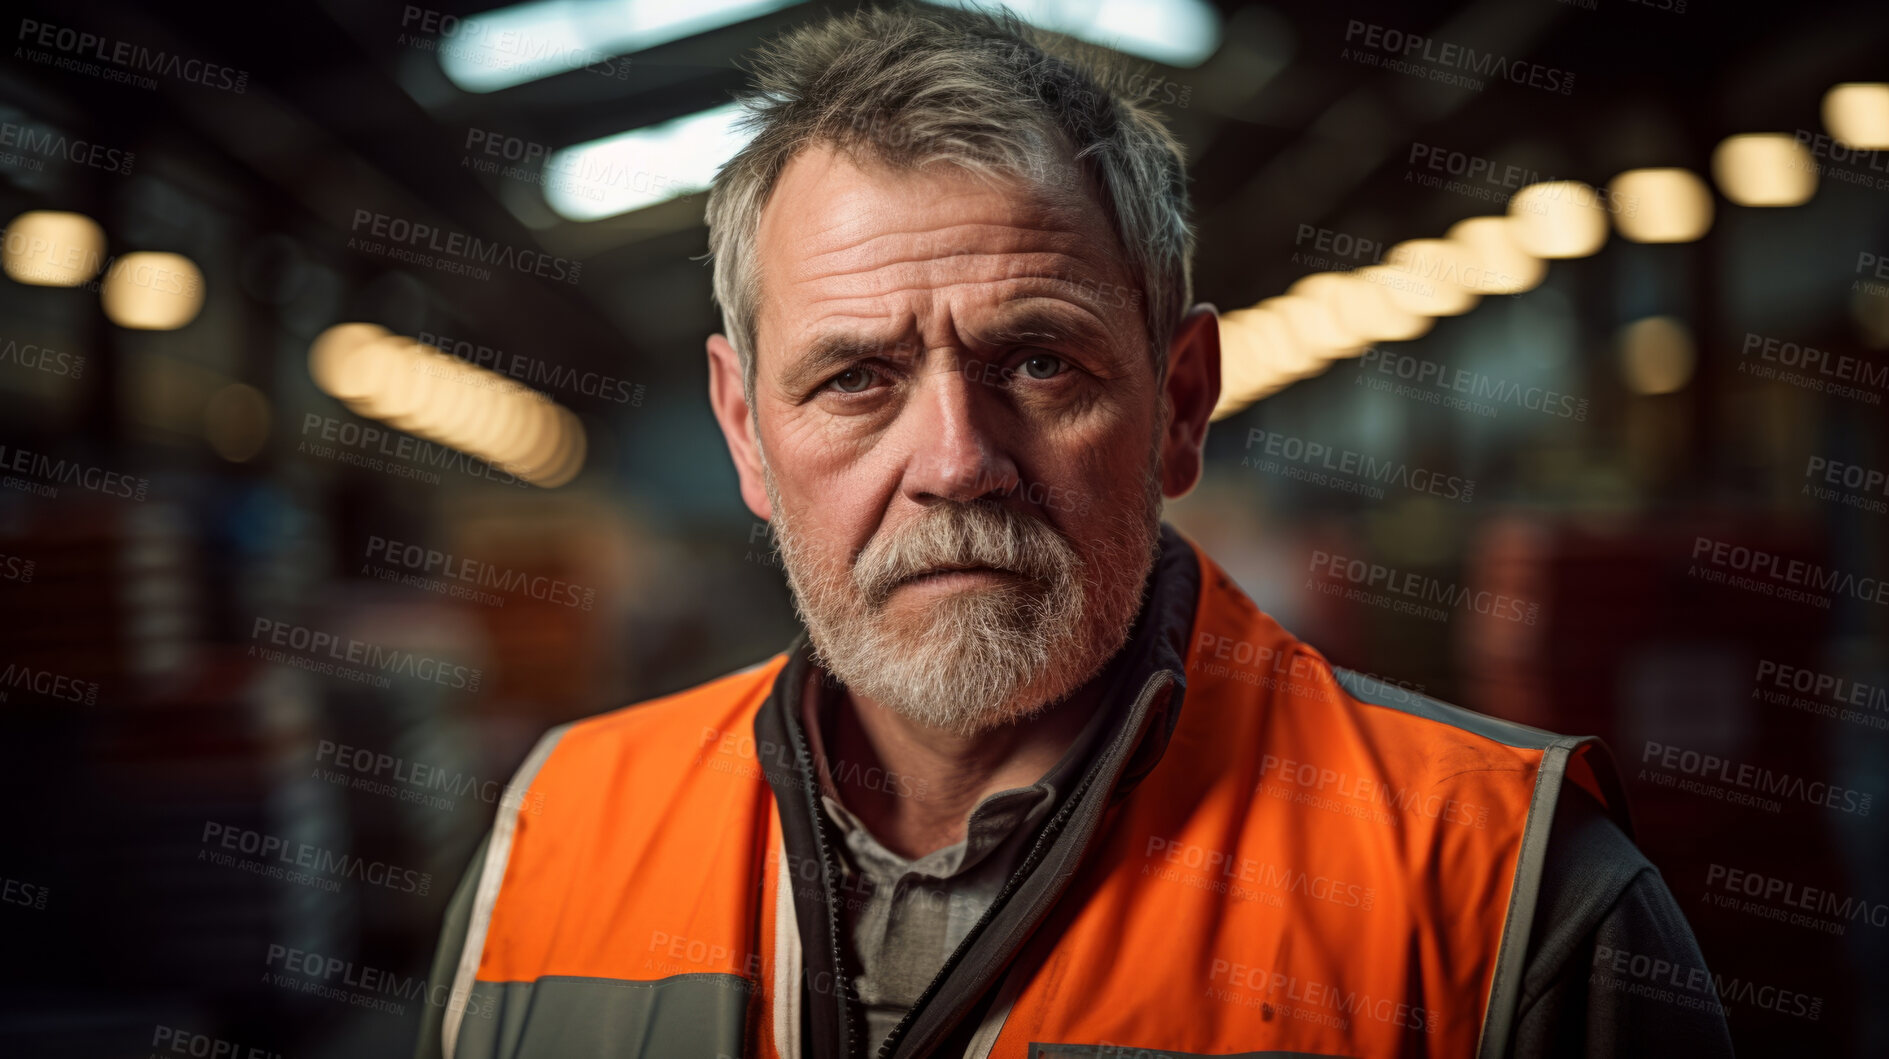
1 0 1885 1055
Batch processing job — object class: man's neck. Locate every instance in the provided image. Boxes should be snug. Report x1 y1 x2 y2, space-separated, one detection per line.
811 673 1102 861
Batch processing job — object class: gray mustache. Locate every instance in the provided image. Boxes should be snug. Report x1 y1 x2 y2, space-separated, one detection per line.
854 501 1076 606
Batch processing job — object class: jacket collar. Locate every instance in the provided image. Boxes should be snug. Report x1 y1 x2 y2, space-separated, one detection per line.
753 521 1202 1058
1101 520 1200 805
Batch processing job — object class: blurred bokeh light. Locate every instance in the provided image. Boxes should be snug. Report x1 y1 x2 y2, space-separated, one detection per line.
2 210 105 286
1712 133 1819 206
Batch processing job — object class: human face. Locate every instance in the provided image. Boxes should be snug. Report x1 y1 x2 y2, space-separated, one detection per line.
707 145 1214 735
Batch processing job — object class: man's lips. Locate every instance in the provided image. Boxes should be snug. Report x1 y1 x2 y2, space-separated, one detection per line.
894 564 1021 587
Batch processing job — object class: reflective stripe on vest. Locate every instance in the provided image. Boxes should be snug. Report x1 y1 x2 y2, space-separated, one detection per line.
439 534 1626 1058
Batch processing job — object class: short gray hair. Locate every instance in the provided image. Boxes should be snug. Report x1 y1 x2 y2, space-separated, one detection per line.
703 2 1196 406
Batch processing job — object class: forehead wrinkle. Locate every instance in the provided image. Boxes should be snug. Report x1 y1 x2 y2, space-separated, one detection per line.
787 256 1123 304
793 219 1097 281
792 276 1120 332
796 248 1105 288
783 229 1129 291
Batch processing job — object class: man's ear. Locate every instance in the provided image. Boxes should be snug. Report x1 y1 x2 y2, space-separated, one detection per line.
1159 303 1221 499
706 333 773 521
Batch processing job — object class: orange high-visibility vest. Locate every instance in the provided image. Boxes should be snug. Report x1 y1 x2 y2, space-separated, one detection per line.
424 526 1628 1059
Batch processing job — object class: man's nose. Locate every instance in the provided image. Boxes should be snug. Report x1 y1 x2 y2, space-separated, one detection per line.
900 362 1020 505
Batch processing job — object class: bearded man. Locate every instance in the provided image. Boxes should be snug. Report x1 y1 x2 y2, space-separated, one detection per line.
417 6 1730 1058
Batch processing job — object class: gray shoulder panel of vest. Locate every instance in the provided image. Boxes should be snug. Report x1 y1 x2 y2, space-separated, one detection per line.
454 974 752 1058
1331 667 1576 751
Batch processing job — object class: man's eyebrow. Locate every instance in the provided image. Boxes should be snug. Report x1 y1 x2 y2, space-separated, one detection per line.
778 333 911 394
976 304 1114 350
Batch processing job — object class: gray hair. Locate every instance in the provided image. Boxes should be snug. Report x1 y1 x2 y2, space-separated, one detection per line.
703 2 1196 407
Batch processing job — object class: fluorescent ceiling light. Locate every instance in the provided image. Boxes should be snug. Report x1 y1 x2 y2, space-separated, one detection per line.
544 102 752 220
929 0 1221 67
439 0 803 94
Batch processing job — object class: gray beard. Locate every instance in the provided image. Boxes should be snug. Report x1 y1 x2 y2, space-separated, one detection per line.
760 435 1165 738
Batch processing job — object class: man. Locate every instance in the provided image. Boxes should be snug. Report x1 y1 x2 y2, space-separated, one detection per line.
417 6 1732 1058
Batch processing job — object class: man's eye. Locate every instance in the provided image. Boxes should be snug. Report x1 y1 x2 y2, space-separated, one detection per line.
1019 353 1066 380
829 367 876 393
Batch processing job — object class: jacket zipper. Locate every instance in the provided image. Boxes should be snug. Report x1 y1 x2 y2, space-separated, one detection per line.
787 686 860 1059
873 668 1175 1059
